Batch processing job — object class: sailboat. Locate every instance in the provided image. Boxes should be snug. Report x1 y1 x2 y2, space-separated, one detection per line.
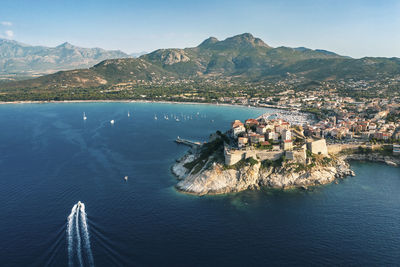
154 114 158 120
83 112 87 120
110 120 115 124
127 111 130 117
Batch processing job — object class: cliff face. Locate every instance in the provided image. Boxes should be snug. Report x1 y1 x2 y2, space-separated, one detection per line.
172 151 355 195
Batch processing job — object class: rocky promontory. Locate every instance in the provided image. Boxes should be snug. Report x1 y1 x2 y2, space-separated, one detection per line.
172 142 355 196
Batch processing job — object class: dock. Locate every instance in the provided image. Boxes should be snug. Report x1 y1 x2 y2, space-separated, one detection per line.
175 137 202 148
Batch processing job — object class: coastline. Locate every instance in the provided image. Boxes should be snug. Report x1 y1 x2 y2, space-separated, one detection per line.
0 99 306 114
0 99 314 126
0 99 256 108
172 146 399 196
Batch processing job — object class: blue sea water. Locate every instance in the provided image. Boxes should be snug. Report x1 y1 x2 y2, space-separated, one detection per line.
0 102 399 267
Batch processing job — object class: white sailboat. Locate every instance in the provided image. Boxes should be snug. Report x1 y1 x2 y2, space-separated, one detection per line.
110 120 115 125
154 114 158 120
127 111 130 117
83 112 87 120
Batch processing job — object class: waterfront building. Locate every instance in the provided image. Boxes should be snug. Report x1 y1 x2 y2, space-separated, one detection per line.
245 119 259 127
231 120 246 137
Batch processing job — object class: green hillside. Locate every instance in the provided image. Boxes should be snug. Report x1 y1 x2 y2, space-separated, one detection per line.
1 33 399 101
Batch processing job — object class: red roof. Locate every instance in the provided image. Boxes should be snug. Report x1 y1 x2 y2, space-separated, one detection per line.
284 140 292 143
231 120 244 128
245 119 259 125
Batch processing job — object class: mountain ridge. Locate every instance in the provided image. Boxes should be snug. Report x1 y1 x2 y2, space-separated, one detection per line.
0 38 130 78
1 33 400 92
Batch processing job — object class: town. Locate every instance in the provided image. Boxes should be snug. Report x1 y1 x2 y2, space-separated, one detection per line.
224 109 400 166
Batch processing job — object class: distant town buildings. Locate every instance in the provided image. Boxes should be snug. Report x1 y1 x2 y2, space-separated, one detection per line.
223 105 399 165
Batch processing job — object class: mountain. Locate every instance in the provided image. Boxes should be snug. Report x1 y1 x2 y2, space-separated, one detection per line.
2 33 400 91
139 33 346 78
0 39 130 79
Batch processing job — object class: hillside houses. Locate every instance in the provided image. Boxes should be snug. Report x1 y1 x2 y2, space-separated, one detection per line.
224 116 331 165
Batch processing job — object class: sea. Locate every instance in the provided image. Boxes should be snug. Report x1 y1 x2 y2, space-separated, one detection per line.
0 102 399 266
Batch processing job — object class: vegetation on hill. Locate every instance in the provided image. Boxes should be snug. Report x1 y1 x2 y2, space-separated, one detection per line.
1 33 400 101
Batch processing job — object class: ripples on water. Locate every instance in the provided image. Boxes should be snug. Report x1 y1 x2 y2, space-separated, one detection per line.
0 103 399 266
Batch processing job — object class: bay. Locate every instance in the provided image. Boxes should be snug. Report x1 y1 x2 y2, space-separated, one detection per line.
0 102 399 266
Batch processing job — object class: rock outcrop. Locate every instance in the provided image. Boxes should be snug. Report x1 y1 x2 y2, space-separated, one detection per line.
172 150 355 195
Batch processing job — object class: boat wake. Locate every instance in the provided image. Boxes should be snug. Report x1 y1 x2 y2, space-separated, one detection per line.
67 201 95 267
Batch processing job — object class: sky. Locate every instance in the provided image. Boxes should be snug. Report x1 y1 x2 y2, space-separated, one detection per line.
0 0 399 58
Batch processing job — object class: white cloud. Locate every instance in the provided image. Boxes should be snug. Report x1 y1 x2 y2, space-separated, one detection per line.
1 21 12 26
5 30 14 38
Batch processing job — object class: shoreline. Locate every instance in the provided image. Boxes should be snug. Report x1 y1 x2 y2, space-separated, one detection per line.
0 99 314 125
172 146 399 196
0 99 306 113
0 99 258 108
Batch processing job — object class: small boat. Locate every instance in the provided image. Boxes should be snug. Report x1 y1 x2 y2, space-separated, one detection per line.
176 118 180 122
83 112 87 120
154 114 158 120
127 111 130 117
110 120 115 124
77 201 82 207
124 176 128 181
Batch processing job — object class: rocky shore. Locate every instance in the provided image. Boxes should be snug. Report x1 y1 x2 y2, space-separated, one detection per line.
340 153 400 167
172 149 357 195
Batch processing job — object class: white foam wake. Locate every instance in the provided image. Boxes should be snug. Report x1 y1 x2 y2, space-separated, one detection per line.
75 206 84 267
67 202 94 267
80 203 94 267
67 204 77 267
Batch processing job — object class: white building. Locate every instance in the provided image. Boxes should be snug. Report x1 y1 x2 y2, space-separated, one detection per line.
232 125 246 138
282 129 291 141
268 131 279 141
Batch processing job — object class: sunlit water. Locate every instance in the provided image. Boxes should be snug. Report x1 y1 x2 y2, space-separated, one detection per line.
0 102 399 266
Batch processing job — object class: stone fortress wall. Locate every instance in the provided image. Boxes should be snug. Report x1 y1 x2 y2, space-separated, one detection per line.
224 146 284 165
327 143 383 154
307 139 328 155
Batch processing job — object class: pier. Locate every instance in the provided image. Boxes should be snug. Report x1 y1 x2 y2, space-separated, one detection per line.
175 137 202 148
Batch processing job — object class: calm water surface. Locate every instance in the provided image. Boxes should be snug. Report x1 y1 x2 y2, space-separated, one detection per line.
0 103 399 266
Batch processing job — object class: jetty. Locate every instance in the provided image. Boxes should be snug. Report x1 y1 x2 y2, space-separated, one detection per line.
175 137 202 148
